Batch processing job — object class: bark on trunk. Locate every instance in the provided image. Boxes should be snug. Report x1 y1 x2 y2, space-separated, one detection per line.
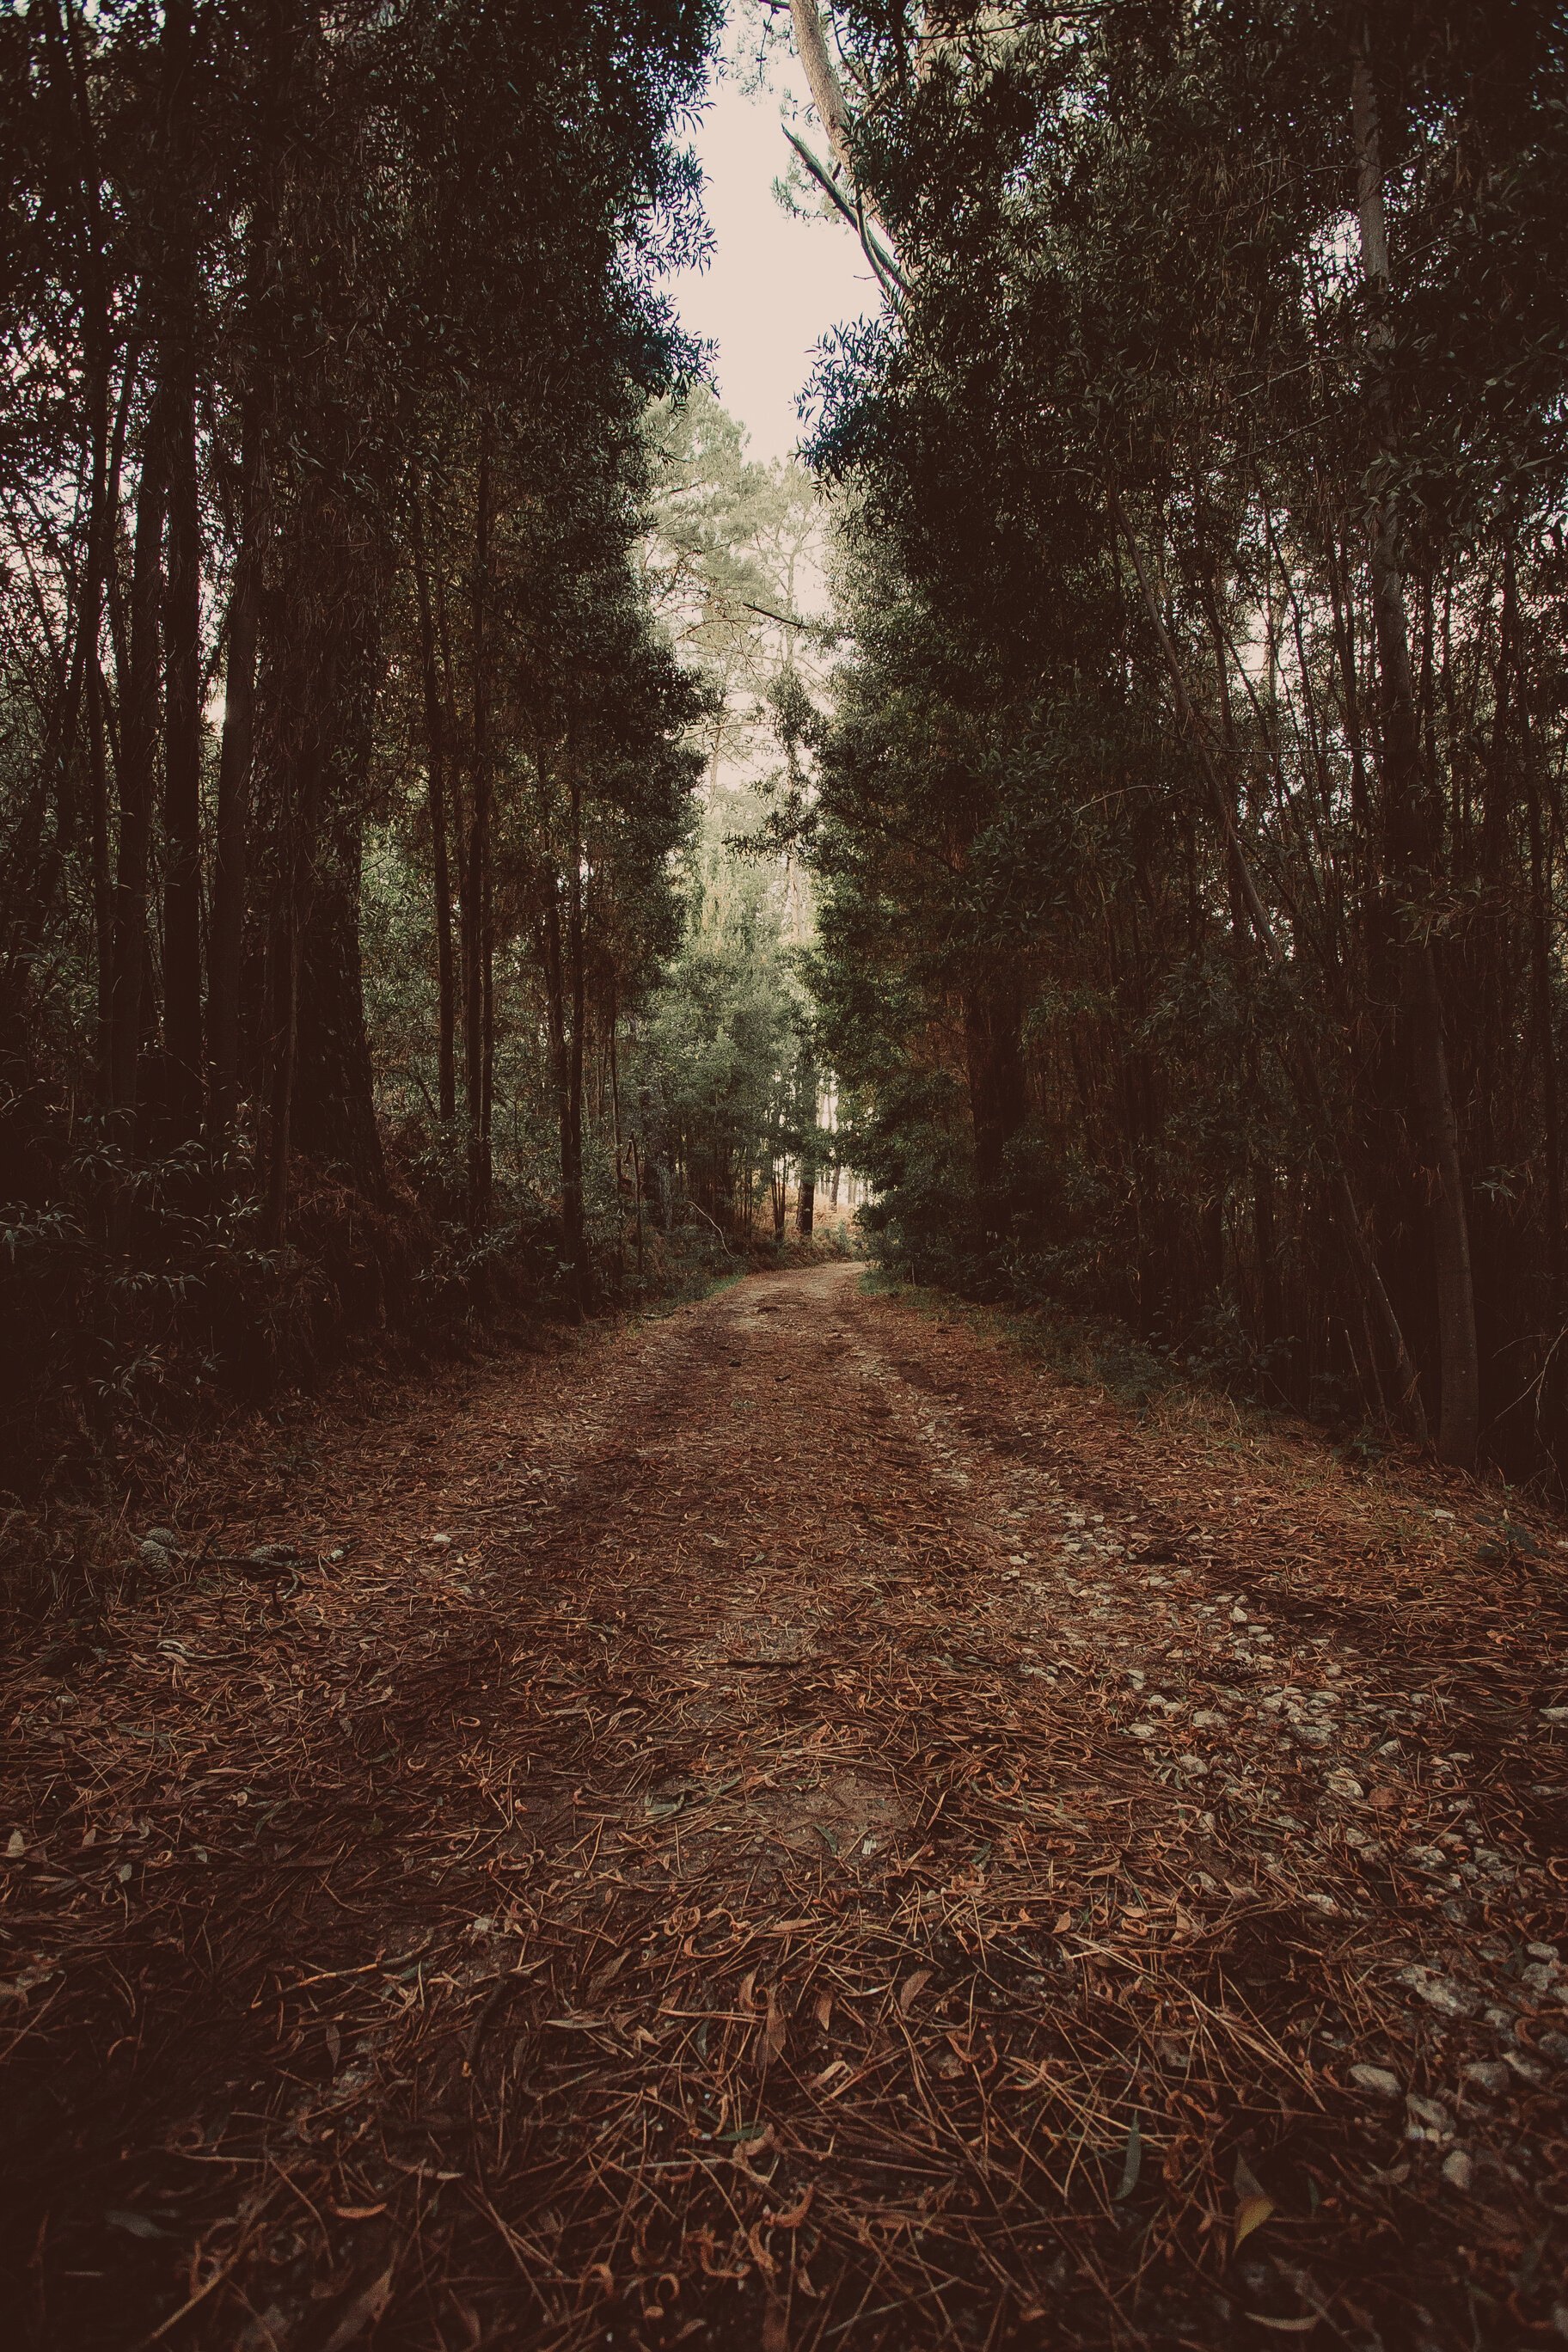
464 426 493 1228
37 0 113 1087
410 491 456 1124
157 0 204 1142
108 424 168 1116
291 792 386 1197
1522 687 1563 1304
1351 26 1479 1467
963 980 1026 1213
789 0 856 180
796 1041 817 1238
162 361 204 1142
211 444 260 1147
542 885 581 1308
210 21 282 1150
562 764 588 1311
263 859 301 1246
631 1132 645 1279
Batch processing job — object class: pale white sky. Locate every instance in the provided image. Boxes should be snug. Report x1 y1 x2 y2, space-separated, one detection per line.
668 58 880 466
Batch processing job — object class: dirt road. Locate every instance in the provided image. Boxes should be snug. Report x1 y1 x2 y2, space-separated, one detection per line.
3 1264 1565 2349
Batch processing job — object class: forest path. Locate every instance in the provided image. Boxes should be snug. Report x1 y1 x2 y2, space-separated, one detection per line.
3 1265 1566 2349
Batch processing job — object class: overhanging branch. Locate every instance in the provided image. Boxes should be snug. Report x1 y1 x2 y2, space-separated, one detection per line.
783 126 910 300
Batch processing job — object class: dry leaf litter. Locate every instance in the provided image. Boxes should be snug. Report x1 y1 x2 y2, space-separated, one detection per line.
3 1263 1566 2349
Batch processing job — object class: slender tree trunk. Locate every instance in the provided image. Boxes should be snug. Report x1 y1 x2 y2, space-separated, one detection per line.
796 1038 817 1238
293 781 386 1197
263 706 314 1245
410 490 456 1123
210 25 282 1151
541 888 577 1298
70 70 113 1099
631 1131 645 1280
481 812 494 1185
963 979 1026 1213
162 360 204 1142
157 0 204 1142
108 425 167 1117
608 989 626 1282
34 0 114 1090
210 436 260 1148
563 763 588 1310
464 424 493 1227
1351 26 1479 1467
88 652 111 1075
1252 1163 1280 1351
1520 656 1563 1307
78 383 119 1090
264 884 300 1246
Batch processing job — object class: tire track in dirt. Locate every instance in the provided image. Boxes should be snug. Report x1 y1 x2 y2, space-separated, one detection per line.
3 1265 1565 2349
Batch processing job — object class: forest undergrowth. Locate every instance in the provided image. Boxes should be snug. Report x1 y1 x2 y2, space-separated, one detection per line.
3 1265 1565 2351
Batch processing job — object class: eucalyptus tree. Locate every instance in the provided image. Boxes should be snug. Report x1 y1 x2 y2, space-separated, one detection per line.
625 386 835 1243
0 0 720 1482
644 384 827 785
787 0 1568 1471
628 801 806 1235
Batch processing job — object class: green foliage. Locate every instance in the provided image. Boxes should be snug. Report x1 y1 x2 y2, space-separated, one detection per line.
0 0 729 1503
799 0 1568 1470
628 780 813 1239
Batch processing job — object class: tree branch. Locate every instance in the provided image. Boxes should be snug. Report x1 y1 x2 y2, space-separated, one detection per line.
782 126 910 298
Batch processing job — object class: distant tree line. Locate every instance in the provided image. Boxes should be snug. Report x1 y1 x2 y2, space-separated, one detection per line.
632 388 837 1249
783 0 1568 1475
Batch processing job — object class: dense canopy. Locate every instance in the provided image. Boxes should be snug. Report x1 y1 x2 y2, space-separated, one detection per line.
789 0 1568 1479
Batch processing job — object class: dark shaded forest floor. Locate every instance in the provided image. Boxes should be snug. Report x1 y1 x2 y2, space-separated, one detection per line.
3 1265 1566 2351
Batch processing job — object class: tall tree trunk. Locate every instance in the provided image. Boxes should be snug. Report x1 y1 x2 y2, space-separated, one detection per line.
210 13 283 1151
79 400 115 1093
464 424 493 1227
262 666 314 1245
789 0 856 181
562 763 588 1310
61 0 116 1096
796 1038 817 1238
108 424 168 1117
88 653 111 1075
291 791 386 1197
1520 636 1563 1308
481 803 494 1183
158 0 204 1143
608 988 626 1282
410 489 456 1123
263 857 302 1246
631 1131 645 1280
541 885 578 1302
27 0 114 1093
1351 26 1479 1467
210 429 260 1148
162 367 204 1142
964 977 1026 1217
